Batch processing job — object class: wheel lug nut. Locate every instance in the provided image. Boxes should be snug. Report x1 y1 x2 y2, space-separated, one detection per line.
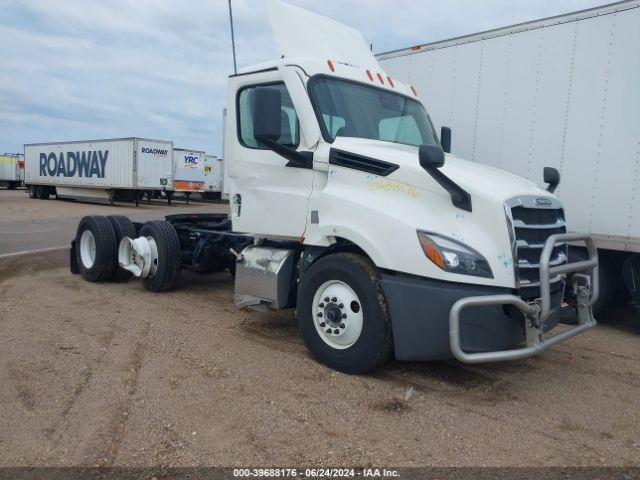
319 303 324 308
341 313 347 319
317 312 323 317
333 329 340 334
320 322 326 327
331 297 337 302
339 303 344 308
324 297 330 302
326 328 332 334
340 323 345 328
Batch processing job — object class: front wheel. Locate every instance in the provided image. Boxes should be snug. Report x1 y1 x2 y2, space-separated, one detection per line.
296 253 393 374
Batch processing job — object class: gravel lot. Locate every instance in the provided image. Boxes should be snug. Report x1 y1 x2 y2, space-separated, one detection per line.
1 244 639 467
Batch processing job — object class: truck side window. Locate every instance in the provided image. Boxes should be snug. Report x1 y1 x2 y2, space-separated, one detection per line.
238 83 300 149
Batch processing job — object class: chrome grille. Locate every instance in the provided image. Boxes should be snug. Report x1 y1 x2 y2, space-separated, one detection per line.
505 196 568 300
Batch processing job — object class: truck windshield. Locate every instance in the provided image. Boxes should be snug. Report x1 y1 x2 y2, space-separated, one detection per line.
309 76 439 147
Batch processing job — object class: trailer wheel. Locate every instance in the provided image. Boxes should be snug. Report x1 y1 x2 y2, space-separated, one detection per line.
28 186 37 198
296 253 393 374
75 216 118 282
138 221 181 292
107 215 137 282
36 186 50 200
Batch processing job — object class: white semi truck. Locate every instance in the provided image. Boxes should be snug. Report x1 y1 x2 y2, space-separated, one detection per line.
69 1 599 373
377 0 640 314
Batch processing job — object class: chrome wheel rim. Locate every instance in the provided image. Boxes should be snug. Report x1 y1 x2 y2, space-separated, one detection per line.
312 280 363 349
79 229 97 269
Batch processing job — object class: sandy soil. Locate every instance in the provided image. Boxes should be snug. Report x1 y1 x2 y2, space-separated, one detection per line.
1 250 639 468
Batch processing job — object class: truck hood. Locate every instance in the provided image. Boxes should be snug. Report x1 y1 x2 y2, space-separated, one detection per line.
327 137 552 204
267 0 380 71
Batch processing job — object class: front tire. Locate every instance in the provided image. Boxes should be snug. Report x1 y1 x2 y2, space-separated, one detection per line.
296 253 393 374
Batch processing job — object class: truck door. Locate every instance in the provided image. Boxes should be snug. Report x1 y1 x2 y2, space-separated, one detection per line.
225 70 314 239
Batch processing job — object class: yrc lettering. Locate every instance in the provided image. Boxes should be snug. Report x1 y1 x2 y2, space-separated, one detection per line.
39 151 108 178
184 155 199 167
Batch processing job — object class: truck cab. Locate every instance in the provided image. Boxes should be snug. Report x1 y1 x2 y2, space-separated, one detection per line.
72 0 599 374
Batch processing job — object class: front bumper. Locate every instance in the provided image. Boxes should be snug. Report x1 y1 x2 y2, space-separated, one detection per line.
449 232 597 363
381 233 598 363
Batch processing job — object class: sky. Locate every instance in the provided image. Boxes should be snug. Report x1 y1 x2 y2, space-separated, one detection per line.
0 0 607 156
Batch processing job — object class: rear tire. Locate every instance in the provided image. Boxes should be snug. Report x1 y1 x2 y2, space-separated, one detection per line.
296 253 393 374
139 221 181 292
28 186 37 198
75 216 118 282
107 215 137 281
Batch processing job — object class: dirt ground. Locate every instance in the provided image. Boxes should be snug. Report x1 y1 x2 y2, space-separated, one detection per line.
1 249 639 468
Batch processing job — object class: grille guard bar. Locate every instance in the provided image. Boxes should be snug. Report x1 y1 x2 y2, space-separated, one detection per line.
449 233 598 364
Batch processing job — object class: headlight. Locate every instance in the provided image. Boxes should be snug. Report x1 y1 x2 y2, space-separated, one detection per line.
417 231 493 278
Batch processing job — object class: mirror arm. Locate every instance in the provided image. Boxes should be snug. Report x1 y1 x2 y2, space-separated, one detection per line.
256 136 313 169
424 167 472 212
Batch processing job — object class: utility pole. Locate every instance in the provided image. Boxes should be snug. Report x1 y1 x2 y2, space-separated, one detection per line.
228 0 238 75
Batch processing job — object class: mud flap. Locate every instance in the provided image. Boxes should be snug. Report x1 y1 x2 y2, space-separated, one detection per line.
69 240 79 275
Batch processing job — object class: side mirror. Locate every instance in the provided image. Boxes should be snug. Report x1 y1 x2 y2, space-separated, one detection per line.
419 144 445 170
544 166 560 193
440 126 452 153
251 87 282 142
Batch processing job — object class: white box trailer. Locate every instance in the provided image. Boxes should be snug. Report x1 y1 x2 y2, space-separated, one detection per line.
0 153 25 189
201 154 224 200
378 0 640 312
172 148 206 195
24 137 174 205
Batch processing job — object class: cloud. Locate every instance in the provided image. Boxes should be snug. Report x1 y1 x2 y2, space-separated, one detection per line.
0 0 605 155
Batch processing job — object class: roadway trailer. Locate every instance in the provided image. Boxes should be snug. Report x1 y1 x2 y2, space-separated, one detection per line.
0 153 24 189
24 138 174 205
69 0 599 374
377 0 640 313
